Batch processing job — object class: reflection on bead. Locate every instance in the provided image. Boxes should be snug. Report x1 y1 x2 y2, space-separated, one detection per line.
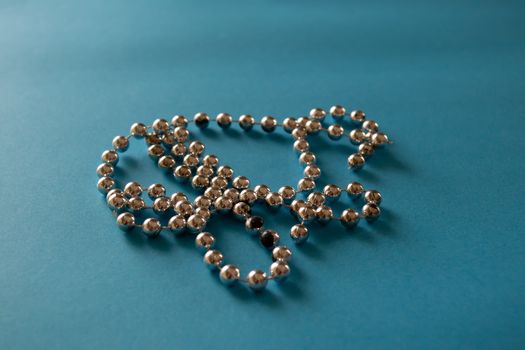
197 165 214 178
117 212 135 231
130 122 148 138
216 113 233 128
233 202 251 220
106 189 122 201
214 196 233 214
158 155 176 170
174 165 192 182
96 163 113 177
340 209 360 228
187 214 207 233
183 154 199 168
170 192 188 204
174 127 190 143
194 195 212 208
346 181 364 199
219 264 240 285
261 116 277 132
145 133 162 145
189 141 205 155
168 214 186 234
290 199 307 215
358 142 375 158
323 184 341 202
147 183 166 199
278 186 296 204
223 188 240 203
364 190 382 205
195 232 215 251
107 192 127 211
191 175 210 191
101 150 119 165
239 114 255 130
194 112 210 128
195 207 211 220
283 117 297 133
298 206 316 224
260 229 280 249
316 205 333 223
97 176 115 194
171 143 186 158
362 203 381 222
363 120 379 132
124 182 142 197
348 153 365 170
350 110 366 123
152 118 170 134
290 224 309 243
309 108 326 121
307 191 325 207
161 132 176 146
371 132 389 147
349 129 367 145
292 127 308 140
297 177 315 193
265 192 283 209
239 189 257 204
175 200 194 217
204 187 222 201
299 151 316 165
112 136 129 152
232 176 250 190
330 105 346 119
142 218 162 237
148 144 165 159
210 176 228 190
245 216 264 234
272 246 292 262
128 196 146 212
305 119 322 134
327 124 344 140
294 139 310 153
153 197 171 214
270 261 290 281
217 165 234 179
304 164 321 179
254 184 271 200
202 154 219 168
247 270 267 291
171 115 188 127
203 250 223 270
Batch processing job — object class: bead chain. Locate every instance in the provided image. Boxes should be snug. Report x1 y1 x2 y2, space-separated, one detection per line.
96 106 392 290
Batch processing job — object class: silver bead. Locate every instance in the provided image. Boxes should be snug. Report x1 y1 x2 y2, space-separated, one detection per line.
171 115 188 127
174 126 190 143
107 192 127 211
346 181 364 199
117 212 135 231
370 132 390 147
348 153 365 170
130 122 148 138
191 175 210 191
161 132 176 146
216 112 233 128
223 188 240 203
305 119 322 134
283 117 297 133
152 118 170 134
298 206 316 224
330 105 346 120
303 164 321 179
195 207 211 220
210 176 228 190
197 165 214 178
142 218 162 237
349 129 367 145
97 176 115 194
364 190 382 205
202 154 219 168
153 196 171 214
296 117 309 127
145 133 162 145
290 199 307 214
299 151 316 165
158 155 176 170
194 195 212 209
254 184 271 200
204 187 222 201
214 196 233 214
232 176 250 190
340 209 360 228
327 124 344 140
217 165 234 179
350 110 366 123
272 246 292 262
292 127 308 140
358 142 375 158
203 250 223 270
101 150 119 165
362 203 381 222
124 181 142 197
307 191 325 207
147 183 166 199
290 224 309 243
195 232 215 251
247 270 267 291
112 135 129 152
233 202 251 220
297 178 315 193
261 116 277 132
171 143 186 158
316 205 333 223
309 107 326 121
128 196 146 212
265 192 283 209
106 189 122 201
363 120 379 132
278 186 296 204
183 154 199 168
270 261 290 282
187 214 207 233
168 214 186 234
175 200 194 217
323 184 341 202
189 141 205 156
148 144 165 159
239 114 255 130
194 112 210 128
96 163 113 177
174 165 192 182
294 139 310 153
245 216 264 234
239 189 257 204
170 192 188 203
260 229 280 249
219 264 240 285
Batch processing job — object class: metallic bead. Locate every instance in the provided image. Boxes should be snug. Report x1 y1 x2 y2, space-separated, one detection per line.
254 184 271 200
194 112 210 128
168 214 186 234
272 246 292 262
204 187 222 201
323 184 341 202
148 144 165 159
171 143 187 158
96 163 113 177
303 164 321 179
175 200 194 217
203 250 223 270
174 165 192 181
298 206 316 224
216 112 233 128
117 212 135 231
299 151 316 165
340 209 360 228
316 205 333 223
233 202 251 220
239 189 257 204
290 199 306 214
350 110 366 123
239 114 255 130
214 196 233 214
145 133 162 145
364 190 382 205
101 150 119 165
290 224 309 243
189 141 205 156
112 136 129 152
346 181 364 199
307 191 325 207
130 122 148 138
147 183 166 199
195 232 215 251
106 189 122 201
292 127 308 140
191 175 210 191
265 192 283 209
260 116 277 132
260 229 280 249
309 107 326 121
217 165 234 179
305 119 322 134
278 186 296 204
327 124 344 140
247 270 267 291
219 264 240 285
107 192 127 211
195 207 211 220
362 203 381 222
210 176 228 190
297 178 315 193
296 117 309 127
270 261 290 281
294 139 310 153
174 127 190 143
158 155 176 170
171 115 188 127
223 188 240 203
363 120 379 133
97 176 115 194
142 218 162 237
152 118 170 134
232 176 250 190
197 165 214 178
183 154 199 168
283 117 297 133
202 154 219 168
348 153 365 170
358 142 375 158
245 216 264 234
124 181 142 197
187 214 207 233
162 132 176 146
128 196 146 212
349 129 367 145
153 196 171 214
170 192 188 204
194 195 212 209
370 132 390 147
330 105 346 119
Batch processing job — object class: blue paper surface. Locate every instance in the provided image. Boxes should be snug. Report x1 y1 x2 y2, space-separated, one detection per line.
1 0 525 349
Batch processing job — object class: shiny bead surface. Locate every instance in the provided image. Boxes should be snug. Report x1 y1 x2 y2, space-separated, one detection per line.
128 196 146 212
97 176 115 194
183 154 199 168
290 224 309 243
346 181 364 199
239 189 257 204
233 202 251 220
217 165 234 179
148 144 165 159
330 105 346 119
214 196 233 214
305 119 322 134
174 165 192 181
247 270 267 291
371 132 390 147
202 154 219 168
161 132 176 146
194 195 212 209
327 124 345 140
170 192 188 204
309 107 326 121
323 184 341 202
223 188 240 203
168 214 186 234
96 163 113 177
158 155 176 170
304 164 321 179
101 150 119 165
272 246 292 262
195 207 211 221
340 209 360 228
362 203 381 221
112 135 129 152
297 177 315 193
350 110 366 123
278 186 296 204
171 115 188 127
117 212 135 231
189 141 205 155
147 183 166 199
210 176 228 190
260 116 277 132
124 181 142 197
348 153 365 170
265 192 283 209
171 143 186 158
307 191 325 207
270 261 290 281
153 196 171 214
105 189 122 201
254 184 271 200
298 206 316 224
299 151 316 165
152 118 170 134
130 122 148 138
203 250 223 270
216 112 233 128
145 133 162 145
186 214 207 233
107 192 127 211
358 142 375 157
260 229 280 249
349 129 367 145
283 117 297 133
245 216 264 233
290 199 307 214
194 112 210 128
174 127 190 143
195 232 215 251
175 200 194 217
292 127 308 140
316 205 333 223
364 190 382 205
239 114 255 130
294 139 310 153
196 165 214 178
363 120 379 132
296 117 309 127
191 175 210 191
232 176 250 190
142 218 162 237
219 264 240 285
204 187 222 201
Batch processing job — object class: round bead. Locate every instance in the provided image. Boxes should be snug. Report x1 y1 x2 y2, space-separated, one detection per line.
296 117 309 127
194 112 210 128
330 105 346 119
171 143 186 158
97 176 115 194
350 110 366 123
260 229 280 249
278 186 296 204
254 184 271 200
162 132 176 146
292 127 308 140
239 189 257 204
130 122 148 138
290 224 309 243
96 163 113 177
168 214 186 234
298 206 316 224
148 144 165 159
107 193 127 211
128 196 146 212
142 218 162 237
210 176 228 190
340 209 360 228
364 190 382 205
290 199 307 214
304 164 321 179
117 212 135 231
272 246 292 262
283 117 297 133
265 192 283 209
216 112 233 128
371 132 390 147
239 114 255 130
217 165 234 179
195 232 215 251
174 127 190 143
299 151 316 165
214 196 233 214
363 120 379 132
358 142 375 158
145 133 162 145
170 192 188 203
197 165 214 178
260 116 277 132
195 207 211 220
233 202 251 220
204 187 222 201
348 153 365 170
316 205 333 223
189 141 205 156
112 136 129 152
307 191 325 207
186 214 207 233
232 176 250 190
294 139 310 153
245 216 264 235
203 250 223 270
105 189 122 201
305 119 322 134
327 124 344 140
153 197 171 214
349 129 368 145
158 155 176 170
297 177 315 193
191 175 210 191
101 150 119 165
152 118 170 134
202 154 219 168
171 115 188 127
223 188 240 203
174 165 192 182
174 200 194 217
309 107 326 121
124 182 142 197
323 184 341 202
219 264 240 285
362 203 381 222
194 195 212 209
183 154 199 168
247 270 267 291
346 181 364 199
147 183 166 199
270 261 290 282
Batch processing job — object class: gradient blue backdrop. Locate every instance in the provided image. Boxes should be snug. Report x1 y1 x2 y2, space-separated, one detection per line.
1 0 524 349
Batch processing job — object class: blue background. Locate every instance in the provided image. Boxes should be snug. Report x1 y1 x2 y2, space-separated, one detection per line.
1 0 524 349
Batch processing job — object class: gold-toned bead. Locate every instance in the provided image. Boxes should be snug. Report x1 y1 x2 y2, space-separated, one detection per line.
329 105 346 119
